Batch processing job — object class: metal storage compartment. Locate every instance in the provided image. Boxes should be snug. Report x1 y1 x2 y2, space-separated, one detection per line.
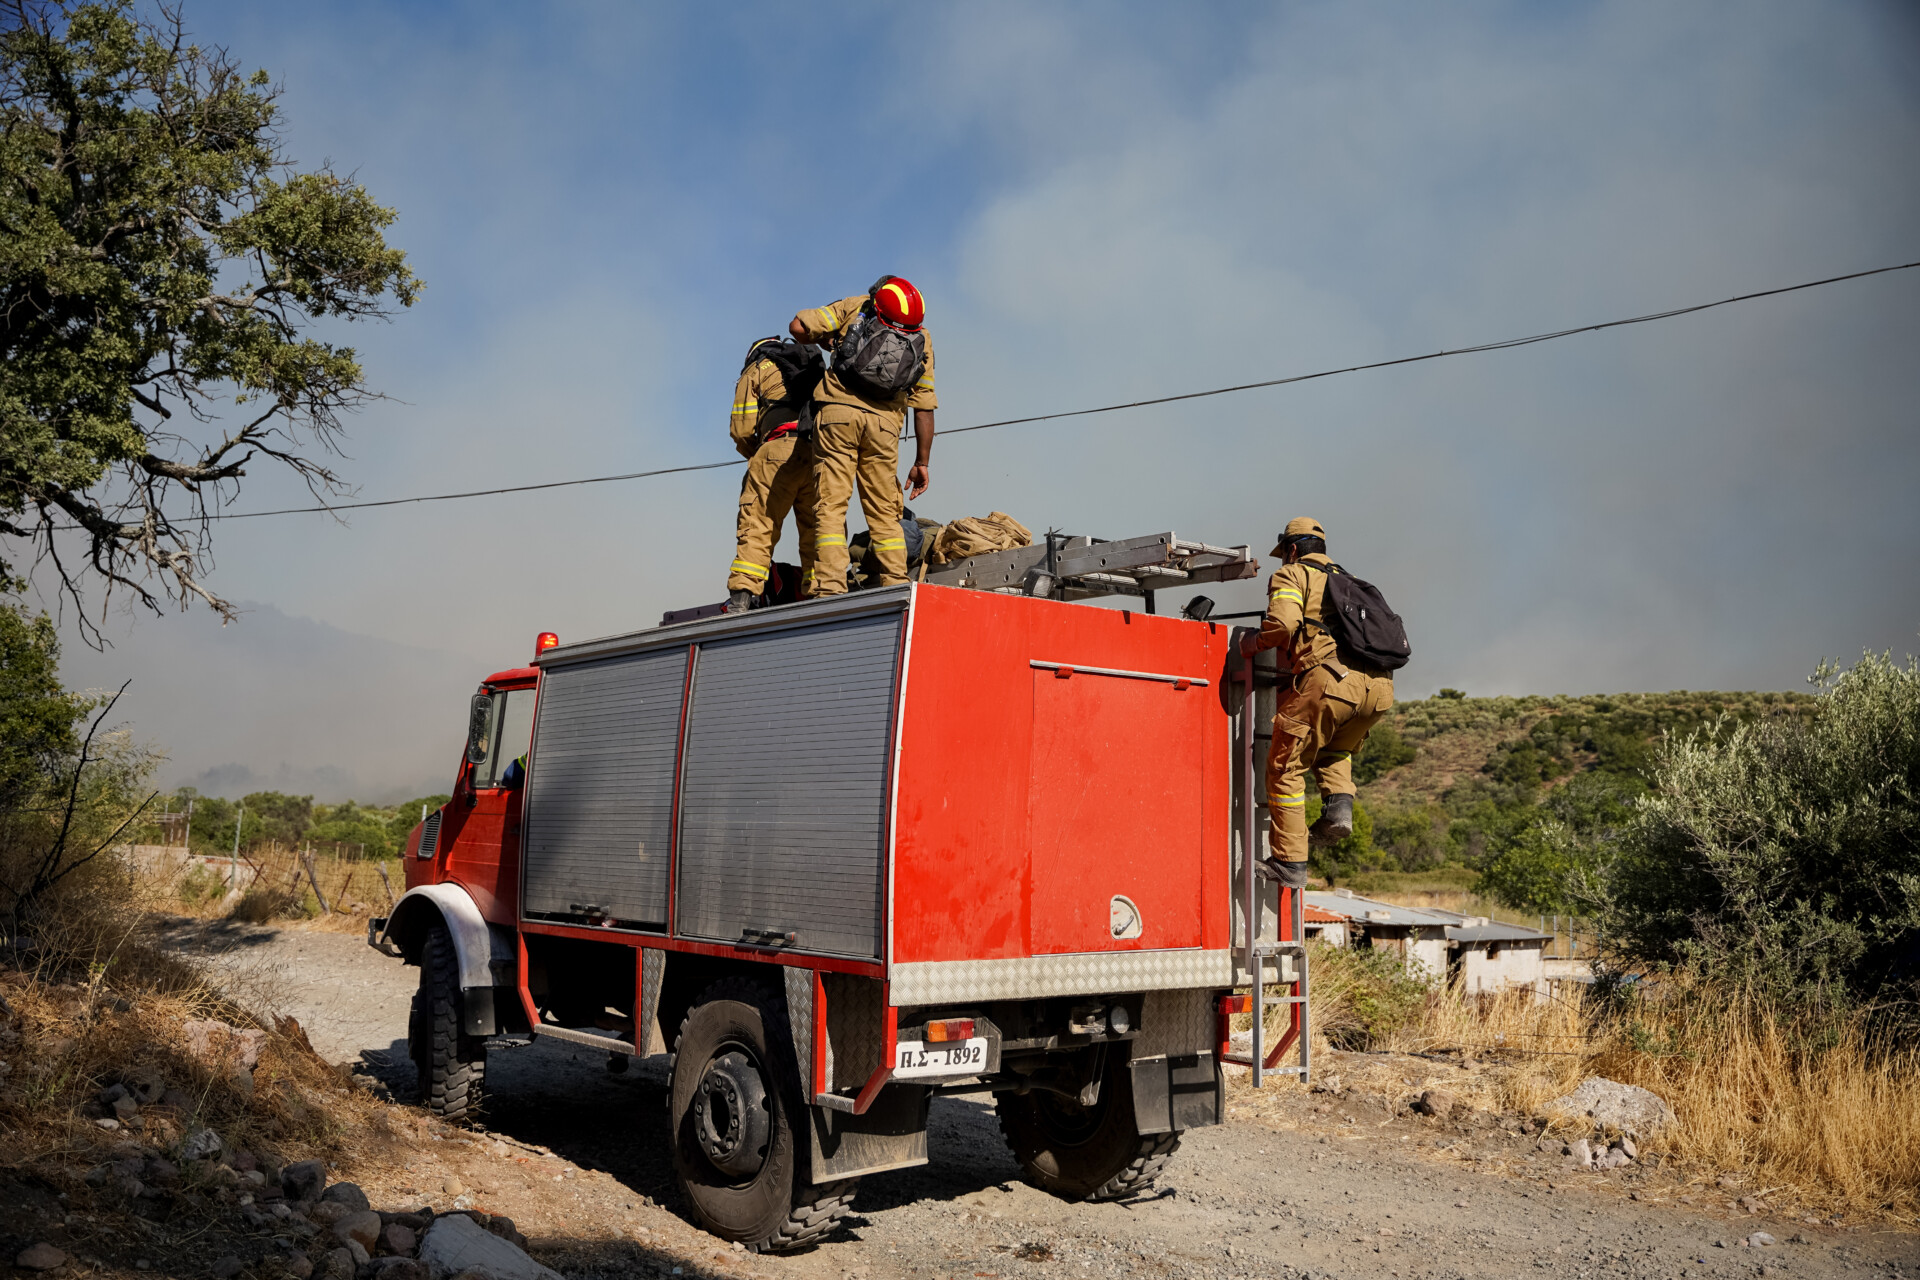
521 647 688 927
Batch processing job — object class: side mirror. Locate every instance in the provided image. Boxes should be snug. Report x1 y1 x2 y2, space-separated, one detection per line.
466 693 492 765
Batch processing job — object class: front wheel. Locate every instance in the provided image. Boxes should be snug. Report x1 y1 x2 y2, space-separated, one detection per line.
996 1049 1180 1200
409 921 486 1123
667 978 856 1252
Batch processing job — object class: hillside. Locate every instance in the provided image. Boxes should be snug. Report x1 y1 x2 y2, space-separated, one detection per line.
1325 687 1816 887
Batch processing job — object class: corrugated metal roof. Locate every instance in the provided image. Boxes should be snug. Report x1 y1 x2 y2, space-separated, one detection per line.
1303 891 1455 928
1448 922 1552 944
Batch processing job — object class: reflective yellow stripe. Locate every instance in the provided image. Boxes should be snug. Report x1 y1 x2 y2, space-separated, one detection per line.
816 534 847 547
730 560 770 580
732 399 757 412
1321 750 1351 761
872 538 906 550
1272 588 1303 603
1270 791 1308 808
816 307 840 330
915 376 934 389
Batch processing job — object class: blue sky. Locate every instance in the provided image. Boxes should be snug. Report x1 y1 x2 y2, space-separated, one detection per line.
45 0 1920 802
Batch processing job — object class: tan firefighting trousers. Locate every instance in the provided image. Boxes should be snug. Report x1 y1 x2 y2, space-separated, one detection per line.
1264 663 1395 862
809 411 906 595
728 433 818 595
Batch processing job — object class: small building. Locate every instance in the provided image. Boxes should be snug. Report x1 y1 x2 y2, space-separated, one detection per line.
1303 903 1349 948
1305 890 1452 982
1445 921 1551 999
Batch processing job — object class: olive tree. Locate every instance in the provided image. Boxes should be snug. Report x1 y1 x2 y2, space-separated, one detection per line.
0 0 417 635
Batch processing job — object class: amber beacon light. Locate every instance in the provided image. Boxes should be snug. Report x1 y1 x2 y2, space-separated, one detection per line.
535 632 560 656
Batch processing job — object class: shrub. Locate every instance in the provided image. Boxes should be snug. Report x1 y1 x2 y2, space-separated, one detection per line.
1305 941 1430 1049
1595 652 1919 1013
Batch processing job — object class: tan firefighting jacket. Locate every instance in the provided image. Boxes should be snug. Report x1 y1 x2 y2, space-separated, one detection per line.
728 357 801 459
790 295 937 432
1252 552 1391 679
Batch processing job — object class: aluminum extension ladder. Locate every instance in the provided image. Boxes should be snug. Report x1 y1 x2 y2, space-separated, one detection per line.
1221 647 1310 1086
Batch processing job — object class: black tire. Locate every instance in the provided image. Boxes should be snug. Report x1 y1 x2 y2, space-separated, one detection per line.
409 921 486 1123
996 1049 1180 1201
667 978 856 1253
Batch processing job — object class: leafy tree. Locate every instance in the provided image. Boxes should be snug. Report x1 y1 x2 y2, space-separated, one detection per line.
387 793 447 847
0 1 417 629
1592 653 1919 1011
1352 720 1415 784
0 601 81 813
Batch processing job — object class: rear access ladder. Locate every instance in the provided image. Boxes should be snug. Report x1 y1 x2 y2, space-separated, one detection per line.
1222 646 1310 1086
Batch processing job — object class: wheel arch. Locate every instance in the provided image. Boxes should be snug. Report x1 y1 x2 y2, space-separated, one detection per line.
382 884 515 1036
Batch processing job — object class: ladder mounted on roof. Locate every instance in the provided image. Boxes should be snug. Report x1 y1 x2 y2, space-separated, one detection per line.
1221 644 1310 1086
922 531 1258 604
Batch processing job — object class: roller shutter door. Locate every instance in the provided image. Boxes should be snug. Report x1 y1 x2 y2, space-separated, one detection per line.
676 613 901 958
522 647 687 927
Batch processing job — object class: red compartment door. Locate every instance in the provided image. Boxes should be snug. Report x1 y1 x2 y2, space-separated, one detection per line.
1028 667 1206 954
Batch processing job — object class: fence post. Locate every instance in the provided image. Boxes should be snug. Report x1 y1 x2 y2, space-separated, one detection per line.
302 845 331 915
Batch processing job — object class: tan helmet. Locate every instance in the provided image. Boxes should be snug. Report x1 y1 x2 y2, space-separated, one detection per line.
1270 516 1326 556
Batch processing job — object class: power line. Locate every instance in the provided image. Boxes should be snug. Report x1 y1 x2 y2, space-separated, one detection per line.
91 257 1920 524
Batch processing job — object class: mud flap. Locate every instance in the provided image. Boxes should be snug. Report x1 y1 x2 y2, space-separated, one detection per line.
808 1085 931 1181
1129 1052 1223 1135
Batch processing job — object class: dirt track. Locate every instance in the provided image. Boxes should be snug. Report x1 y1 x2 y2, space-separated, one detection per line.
154 918 1919 1280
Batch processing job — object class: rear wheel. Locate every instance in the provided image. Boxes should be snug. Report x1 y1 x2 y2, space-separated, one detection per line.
996 1049 1180 1200
409 921 486 1123
668 978 856 1252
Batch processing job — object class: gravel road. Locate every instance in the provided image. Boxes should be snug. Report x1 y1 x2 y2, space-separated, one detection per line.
153 918 1919 1280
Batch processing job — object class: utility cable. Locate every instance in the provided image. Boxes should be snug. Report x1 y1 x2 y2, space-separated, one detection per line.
98 258 1920 524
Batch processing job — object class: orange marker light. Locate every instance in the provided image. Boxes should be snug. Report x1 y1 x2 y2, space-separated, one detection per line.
535 632 560 655
1218 994 1253 1016
925 1018 975 1043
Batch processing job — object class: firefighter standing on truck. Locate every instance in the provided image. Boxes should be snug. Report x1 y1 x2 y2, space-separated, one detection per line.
726 336 826 612
1242 517 1397 886
788 276 935 595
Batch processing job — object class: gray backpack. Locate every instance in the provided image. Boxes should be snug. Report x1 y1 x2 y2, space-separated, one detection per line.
832 313 926 399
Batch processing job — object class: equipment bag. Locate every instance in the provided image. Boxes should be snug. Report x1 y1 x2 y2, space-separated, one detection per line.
1302 563 1412 671
929 511 1032 563
741 338 826 443
831 313 927 399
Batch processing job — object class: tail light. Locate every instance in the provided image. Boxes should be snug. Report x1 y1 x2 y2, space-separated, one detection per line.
925 1018 975 1043
1218 994 1254 1016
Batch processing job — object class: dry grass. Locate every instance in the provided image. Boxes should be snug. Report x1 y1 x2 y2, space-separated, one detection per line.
165 843 402 934
1237 944 1920 1224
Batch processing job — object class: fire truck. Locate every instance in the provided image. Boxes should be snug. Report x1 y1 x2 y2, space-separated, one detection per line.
369 531 1309 1253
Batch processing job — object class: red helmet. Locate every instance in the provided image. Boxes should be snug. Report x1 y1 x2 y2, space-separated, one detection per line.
871 276 925 329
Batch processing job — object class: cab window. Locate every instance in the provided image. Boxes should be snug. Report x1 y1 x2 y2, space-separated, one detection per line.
467 688 536 788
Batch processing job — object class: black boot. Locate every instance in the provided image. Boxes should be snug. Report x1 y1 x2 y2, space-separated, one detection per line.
1254 857 1309 890
1309 793 1354 847
725 589 755 614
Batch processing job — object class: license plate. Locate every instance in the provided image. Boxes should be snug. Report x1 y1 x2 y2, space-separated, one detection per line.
891 1037 988 1079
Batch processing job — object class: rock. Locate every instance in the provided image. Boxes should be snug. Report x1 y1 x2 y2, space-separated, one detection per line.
145 1156 181 1186
230 1149 259 1173
112 1095 141 1122
441 1176 464 1196
16 1243 68 1271
1740 1195 1768 1214
389 1213 428 1233
334 1209 383 1253
211 1256 244 1278
1750 1232 1777 1247
418 1213 563 1280
99 1083 128 1105
1412 1089 1457 1118
1567 1137 1593 1167
285 1256 313 1280
1545 1076 1676 1135
179 1125 224 1162
1618 1134 1638 1159
282 1159 327 1202
317 1247 355 1280
183 1019 270 1071
322 1182 370 1211
381 1223 418 1255
307 1201 350 1227
344 1239 370 1268
94 1116 121 1131
364 1260 428 1280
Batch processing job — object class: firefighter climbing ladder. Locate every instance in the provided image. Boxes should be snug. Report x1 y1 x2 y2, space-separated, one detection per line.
1222 648 1310 1086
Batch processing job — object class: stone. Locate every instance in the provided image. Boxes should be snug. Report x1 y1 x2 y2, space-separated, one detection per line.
284 1255 312 1280
211 1256 244 1278
1740 1195 1768 1214
1567 1138 1593 1167
417 1213 563 1280
322 1182 370 1211
282 1158 327 1202
441 1176 464 1196
334 1209 383 1253
1618 1134 1638 1159
1750 1232 1777 1248
16 1243 68 1271
307 1201 350 1227
1412 1089 1457 1118
231 1149 259 1173
99 1083 128 1105
364 1260 427 1280
183 1019 270 1071
145 1156 181 1186
381 1223 418 1256
1546 1076 1676 1135
179 1125 224 1161
112 1095 141 1122
344 1239 370 1268
94 1116 121 1131
317 1247 355 1280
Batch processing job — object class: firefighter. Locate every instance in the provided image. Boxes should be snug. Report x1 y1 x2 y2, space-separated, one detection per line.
726 336 825 612
788 276 935 595
1241 517 1396 887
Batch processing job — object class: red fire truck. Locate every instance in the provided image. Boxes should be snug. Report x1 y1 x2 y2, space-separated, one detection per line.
370 532 1308 1252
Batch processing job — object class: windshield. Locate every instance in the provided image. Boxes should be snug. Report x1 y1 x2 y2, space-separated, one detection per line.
470 687 536 788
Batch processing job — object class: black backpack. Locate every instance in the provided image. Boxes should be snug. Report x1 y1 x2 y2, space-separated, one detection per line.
1302 563 1412 672
742 338 825 440
831 312 927 399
